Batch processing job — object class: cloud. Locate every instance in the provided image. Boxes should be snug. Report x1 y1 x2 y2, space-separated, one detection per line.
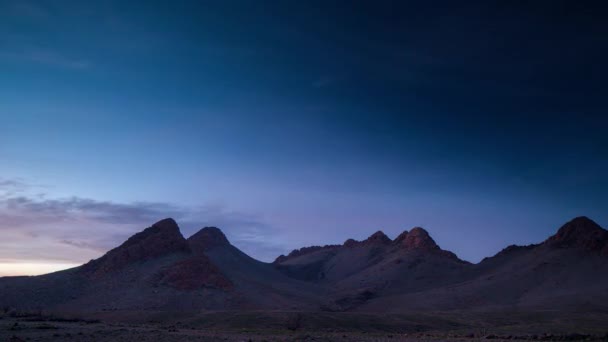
0 178 26 188
1 196 183 228
23 197 184 224
0 177 28 191
0 179 285 269
0 178 29 199
59 239 107 252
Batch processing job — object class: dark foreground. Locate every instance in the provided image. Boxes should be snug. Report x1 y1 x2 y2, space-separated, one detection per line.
2 310 608 342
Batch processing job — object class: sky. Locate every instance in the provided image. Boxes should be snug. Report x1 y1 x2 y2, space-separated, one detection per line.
1 0 607 276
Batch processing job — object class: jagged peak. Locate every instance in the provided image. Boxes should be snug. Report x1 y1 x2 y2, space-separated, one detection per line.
343 238 359 248
481 243 539 263
152 217 180 230
544 216 607 254
341 231 391 248
273 244 340 263
80 218 189 277
363 230 391 244
394 230 409 244
188 226 230 253
274 254 288 263
113 218 186 250
551 216 603 238
409 227 430 235
398 227 439 250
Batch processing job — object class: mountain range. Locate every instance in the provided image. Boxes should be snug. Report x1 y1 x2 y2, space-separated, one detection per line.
1 216 607 313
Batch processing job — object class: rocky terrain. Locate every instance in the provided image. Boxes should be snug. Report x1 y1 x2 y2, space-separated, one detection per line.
1 216 607 340
274 217 608 312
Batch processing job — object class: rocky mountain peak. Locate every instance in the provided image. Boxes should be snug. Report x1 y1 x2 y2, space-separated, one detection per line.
81 218 190 277
394 230 409 244
188 226 230 253
343 238 359 248
399 227 439 250
273 244 340 264
152 217 180 231
363 230 391 244
118 217 187 250
544 216 608 255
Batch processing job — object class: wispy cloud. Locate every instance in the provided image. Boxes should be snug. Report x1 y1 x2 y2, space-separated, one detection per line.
0 178 284 271
0 177 29 199
59 239 108 252
0 178 28 191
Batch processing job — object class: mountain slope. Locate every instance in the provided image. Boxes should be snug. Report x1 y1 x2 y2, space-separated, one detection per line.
0 219 235 311
0 219 322 312
274 227 471 310
186 226 326 310
1 216 607 314
359 217 608 312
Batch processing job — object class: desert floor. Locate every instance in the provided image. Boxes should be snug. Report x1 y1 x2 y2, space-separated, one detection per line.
2 310 607 341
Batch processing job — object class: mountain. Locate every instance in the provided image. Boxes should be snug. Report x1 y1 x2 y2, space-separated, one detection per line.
79 218 191 278
185 226 324 310
358 216 608 312
545 216 608 255
273 227 470 310
1 216 607 314
0 219 322 312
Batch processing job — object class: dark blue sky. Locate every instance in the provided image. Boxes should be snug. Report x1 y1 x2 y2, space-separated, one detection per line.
1 0 607 274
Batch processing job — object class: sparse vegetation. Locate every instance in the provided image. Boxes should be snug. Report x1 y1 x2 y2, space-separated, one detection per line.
1 309 100 324
2 310 608 341
286 313 302 331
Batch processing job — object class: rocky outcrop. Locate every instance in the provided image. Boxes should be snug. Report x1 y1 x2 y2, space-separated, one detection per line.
544 216 608 255
343 239 359 248
274 244 340 264
153 255 233 291
398 227 439 250
362 231 391 245
393 227 467 262
274 231 400 263
80 218 190 277
481 243 539 263
341 231 391 249
394 230 409 244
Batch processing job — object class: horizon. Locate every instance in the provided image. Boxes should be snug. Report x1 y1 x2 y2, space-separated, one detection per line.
1 0 608 277
0 214 605 277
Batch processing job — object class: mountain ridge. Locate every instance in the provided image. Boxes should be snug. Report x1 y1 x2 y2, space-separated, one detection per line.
1 216 607 313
